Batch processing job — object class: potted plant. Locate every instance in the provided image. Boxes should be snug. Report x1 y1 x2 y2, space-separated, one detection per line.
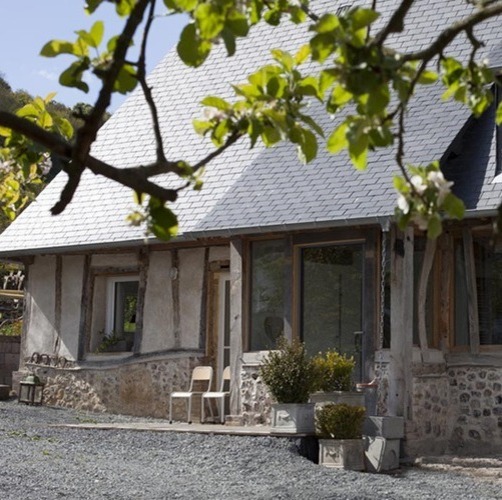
311 349 364 407
315 402 366 470
260 337 318 434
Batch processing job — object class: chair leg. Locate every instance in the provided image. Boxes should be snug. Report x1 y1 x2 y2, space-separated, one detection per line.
201 397 205 424
169 396 173 424
187 396 192 424
219 398 224 424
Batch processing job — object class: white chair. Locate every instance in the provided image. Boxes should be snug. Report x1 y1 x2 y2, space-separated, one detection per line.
169 366 213 424
201 366 231 424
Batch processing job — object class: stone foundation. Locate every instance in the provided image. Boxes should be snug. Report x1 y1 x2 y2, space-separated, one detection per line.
240 364 273 425
26 354 203 419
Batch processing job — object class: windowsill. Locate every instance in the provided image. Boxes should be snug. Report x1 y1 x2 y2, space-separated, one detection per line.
242 351 274 366
85 352 133 362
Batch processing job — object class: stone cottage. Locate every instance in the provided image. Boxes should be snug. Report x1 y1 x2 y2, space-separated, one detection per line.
1 0 502 457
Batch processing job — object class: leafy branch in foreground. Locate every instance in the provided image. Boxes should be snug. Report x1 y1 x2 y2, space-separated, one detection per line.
0 1 502 239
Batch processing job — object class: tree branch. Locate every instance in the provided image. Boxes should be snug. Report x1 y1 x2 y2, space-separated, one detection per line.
54 0 154 215
402 2 502 61
373 0 415 46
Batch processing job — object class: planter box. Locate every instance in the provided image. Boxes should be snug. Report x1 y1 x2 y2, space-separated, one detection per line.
270 403 315 434
310 391 365 407
318 438 365 471
364 436 400 472
363 416 404 439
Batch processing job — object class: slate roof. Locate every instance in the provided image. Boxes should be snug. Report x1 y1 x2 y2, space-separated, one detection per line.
0 0 501 256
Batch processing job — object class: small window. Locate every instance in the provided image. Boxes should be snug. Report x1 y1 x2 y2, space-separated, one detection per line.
106 277 139 338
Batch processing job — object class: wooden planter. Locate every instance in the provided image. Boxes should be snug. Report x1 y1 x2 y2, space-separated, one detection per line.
318 438 365 471
270 403 315 434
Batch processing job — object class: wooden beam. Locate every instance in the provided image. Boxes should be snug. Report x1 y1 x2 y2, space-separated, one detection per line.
388 226 414 419
462 228 480 355
229 238 243 417
438 234 453 351
171 249 181 349
417 237 437 358
133 248 149 355
54 255 63 355
77 255 92 360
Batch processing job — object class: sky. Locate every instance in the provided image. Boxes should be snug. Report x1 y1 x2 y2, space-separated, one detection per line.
0 1 185 110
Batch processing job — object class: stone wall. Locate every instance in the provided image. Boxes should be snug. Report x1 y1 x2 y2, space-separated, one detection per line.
0 335 20 386
240 364 273 425
28 354 203 419
404 365 502 456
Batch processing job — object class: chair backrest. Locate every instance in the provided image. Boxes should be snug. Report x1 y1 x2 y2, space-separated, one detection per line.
189 365 213 391
219 366 231 392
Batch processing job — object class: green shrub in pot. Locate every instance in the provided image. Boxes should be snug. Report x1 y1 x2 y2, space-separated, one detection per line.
312 349 355 393
315 403 366 439
260 336 317 404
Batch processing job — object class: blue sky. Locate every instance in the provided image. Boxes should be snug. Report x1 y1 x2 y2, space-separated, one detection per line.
0 1 185 110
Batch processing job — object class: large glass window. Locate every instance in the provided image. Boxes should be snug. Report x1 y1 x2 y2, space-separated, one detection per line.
301 244 363 366
249 240 286 350
455 237 502 346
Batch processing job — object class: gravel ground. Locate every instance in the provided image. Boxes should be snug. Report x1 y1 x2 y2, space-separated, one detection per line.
0 400 500 500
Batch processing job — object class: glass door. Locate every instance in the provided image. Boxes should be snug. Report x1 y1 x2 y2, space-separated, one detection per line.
300 243 364 380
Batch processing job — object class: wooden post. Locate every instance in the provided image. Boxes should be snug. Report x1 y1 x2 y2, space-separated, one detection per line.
133 248 149 355
462 228 480 355
388 226 414 419
229 238 243 417
54 255 62 356
77 255 92 361
417 237 436 359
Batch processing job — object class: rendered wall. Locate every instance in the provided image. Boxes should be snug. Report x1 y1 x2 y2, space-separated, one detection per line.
142 250 174 352
26 256 57 355
59 255 85 359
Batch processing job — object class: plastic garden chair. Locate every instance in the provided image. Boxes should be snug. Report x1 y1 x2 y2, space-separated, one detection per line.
169 366 213 424
201 366 231 424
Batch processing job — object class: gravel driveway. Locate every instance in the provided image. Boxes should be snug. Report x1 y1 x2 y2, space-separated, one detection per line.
0 400 500 500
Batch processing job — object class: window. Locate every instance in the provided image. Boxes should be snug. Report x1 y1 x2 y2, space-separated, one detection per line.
249 240 286 351
90 275 139 354
455 237 502 346
300 244 363 356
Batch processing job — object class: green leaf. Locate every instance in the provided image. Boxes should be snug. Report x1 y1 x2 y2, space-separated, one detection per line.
365 85 390 115
330 85 353 110
226 11 249 37
313 14 340 34
59 61 90 92
393 175 410 193
177 24 211 67
40 40 76 57
173 0 198 11
310 33 336 63
496 100 502 125
149 204 179 240
264 9 281 26
442 193 465 219
350 8 379 30
114 64 137 94
271 49 294 71
115 0 136 17
298 113 325 137
297 128 318 164
295 45 310 65
427 215 442 239
195 3 225 39
56 118 74 140
261 124 281 147
327 122 348 154
348 133 369 170
200 96 231 111
89 21 105 48
417 70 438 85
221 28 236 57
85 0 105 14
